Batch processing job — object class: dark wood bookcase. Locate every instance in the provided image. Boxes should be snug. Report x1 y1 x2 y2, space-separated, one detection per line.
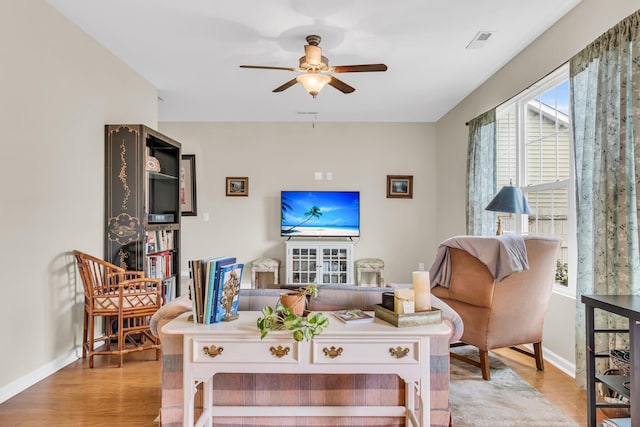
105 124 182 301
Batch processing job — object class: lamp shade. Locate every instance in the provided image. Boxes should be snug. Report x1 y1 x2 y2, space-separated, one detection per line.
296 73 331 98
485 186 533 215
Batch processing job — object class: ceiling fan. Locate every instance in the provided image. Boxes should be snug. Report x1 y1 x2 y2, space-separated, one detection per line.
239 35 388 98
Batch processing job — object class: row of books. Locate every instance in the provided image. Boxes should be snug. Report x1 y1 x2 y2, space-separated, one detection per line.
145 250 176 302
146 230 174 254
188 256 244 324
146 250 173 279
162 276 176 303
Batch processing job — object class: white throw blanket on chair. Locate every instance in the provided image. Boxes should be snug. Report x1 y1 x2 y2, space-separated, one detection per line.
429 234 529 288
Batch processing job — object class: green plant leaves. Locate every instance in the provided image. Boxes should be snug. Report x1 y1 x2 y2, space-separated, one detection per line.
257 306 329 342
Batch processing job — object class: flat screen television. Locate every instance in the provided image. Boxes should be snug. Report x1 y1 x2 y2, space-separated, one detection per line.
281 191 360 237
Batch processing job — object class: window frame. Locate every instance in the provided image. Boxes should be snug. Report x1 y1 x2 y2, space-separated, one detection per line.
495 63 577 298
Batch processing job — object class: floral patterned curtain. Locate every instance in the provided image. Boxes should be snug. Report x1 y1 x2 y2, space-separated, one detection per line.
466 109 497 236
572 10 640 388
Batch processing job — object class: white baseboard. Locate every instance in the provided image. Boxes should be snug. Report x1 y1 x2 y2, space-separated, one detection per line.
543 346 576 378
0 348 80 404
522 343 576 378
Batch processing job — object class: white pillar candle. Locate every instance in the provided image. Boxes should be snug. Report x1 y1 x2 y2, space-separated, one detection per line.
413 271 431 311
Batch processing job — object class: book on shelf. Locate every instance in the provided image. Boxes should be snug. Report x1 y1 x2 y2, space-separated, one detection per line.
333 309 375 323
146 230 175 254
602 418 631 427
146 250 173 279
163 276 176 302
146 232 156 253
212 263 244 323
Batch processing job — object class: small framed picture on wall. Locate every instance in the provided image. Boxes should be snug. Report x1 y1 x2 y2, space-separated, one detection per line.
226 177 249 197
386 175 413 199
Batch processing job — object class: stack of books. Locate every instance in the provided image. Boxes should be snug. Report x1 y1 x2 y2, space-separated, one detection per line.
188 256 244 324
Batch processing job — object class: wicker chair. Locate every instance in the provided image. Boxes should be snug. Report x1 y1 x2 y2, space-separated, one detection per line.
73 250 163 367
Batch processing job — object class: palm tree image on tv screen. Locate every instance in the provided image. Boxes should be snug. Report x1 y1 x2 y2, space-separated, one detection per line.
281 191 360 237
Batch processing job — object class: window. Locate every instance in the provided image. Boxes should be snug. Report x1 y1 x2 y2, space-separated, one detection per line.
496 63 576 295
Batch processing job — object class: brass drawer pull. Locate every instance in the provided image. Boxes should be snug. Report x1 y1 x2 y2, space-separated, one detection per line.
269 345 290 358
323 346 343 358
389 346 410 359
203 345 224 358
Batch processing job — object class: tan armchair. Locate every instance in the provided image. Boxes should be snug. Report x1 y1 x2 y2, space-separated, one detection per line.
431 235 561 380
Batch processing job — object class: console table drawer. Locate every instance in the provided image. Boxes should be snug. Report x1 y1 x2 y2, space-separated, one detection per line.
193 339 300 364
312 340 420 364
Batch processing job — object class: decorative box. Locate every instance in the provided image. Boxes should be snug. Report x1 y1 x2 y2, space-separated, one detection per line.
374 304 442 327
381 292 395 311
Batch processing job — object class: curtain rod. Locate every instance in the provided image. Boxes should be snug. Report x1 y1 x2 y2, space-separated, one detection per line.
464 61 568 126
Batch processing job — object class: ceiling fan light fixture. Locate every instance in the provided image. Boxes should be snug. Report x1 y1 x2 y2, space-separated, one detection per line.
241 34 386 96
304 45 322 67
299 54 329 71
296 73 331 98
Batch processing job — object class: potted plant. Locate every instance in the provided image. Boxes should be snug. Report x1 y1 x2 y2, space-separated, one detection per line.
256 286 329 342
278 285 317 315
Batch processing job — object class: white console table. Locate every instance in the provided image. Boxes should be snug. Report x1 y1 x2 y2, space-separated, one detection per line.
163 311 451 427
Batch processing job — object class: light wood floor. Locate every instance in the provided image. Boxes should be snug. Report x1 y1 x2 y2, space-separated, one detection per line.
493 347 629 425
0 348 629 426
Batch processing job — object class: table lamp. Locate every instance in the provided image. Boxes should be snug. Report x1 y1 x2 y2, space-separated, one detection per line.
485 184 533 235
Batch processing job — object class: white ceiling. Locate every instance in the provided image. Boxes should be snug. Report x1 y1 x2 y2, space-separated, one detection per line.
47 0 580 122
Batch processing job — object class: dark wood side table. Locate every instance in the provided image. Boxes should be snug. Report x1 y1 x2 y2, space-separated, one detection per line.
582 294 640 427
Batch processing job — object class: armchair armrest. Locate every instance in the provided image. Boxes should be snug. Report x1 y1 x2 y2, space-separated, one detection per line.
123 270 145 278
117 277 164 307
106 270 146 289
118 277 162 292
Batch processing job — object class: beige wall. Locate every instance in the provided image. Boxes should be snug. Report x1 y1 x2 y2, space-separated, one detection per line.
0 0 157 395
435 0 640 371
159 122 438 290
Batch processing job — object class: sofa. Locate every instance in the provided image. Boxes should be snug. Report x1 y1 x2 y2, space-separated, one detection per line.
151 285 463 427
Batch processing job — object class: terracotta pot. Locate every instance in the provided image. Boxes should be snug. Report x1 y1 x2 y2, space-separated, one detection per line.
279 292 306 316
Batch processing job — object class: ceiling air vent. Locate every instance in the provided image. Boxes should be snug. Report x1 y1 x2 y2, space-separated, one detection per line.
466 31 494 49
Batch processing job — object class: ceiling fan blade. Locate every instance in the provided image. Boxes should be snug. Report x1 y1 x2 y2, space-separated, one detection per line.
328 77 355 94
332 64 388 73
273 78 298 93
240 65 297 71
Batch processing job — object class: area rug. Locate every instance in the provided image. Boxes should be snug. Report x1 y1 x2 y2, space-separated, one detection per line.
449 347 579 426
